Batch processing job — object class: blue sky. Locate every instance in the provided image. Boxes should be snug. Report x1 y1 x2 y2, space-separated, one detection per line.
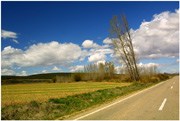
1 1 179 76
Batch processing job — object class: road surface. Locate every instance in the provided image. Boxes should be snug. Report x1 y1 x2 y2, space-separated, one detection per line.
66 76 179 120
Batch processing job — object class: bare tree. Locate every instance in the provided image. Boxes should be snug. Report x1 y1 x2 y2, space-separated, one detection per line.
83 62 115 81
109 14 140 81
99 63 105 80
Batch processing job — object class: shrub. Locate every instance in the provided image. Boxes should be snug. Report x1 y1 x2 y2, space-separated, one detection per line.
46 79 53 83
29 101 39 108
52 76 57 83
157 74 169 80
71 72 84 82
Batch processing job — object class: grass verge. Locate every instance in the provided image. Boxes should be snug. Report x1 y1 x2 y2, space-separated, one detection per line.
1 80 166 120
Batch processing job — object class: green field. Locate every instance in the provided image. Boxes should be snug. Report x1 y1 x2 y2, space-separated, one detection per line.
1 82 131 107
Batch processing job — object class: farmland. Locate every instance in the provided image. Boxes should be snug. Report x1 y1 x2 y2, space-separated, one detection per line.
1 82 131 107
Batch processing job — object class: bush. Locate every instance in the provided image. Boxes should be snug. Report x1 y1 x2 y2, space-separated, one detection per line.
140 73 169 83
52 76 57 83
157 74 169 80
46 79 53 83
71 72 83 82
29 101 39 108
150 77 159 83
121 77 134 82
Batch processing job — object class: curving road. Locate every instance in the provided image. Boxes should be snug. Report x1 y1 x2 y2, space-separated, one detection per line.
66 76 179 120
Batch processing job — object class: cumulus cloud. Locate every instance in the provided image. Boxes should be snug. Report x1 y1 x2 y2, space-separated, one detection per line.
132 9 179 59
1 46 23 69
82 40 100 48
16 71 27 76
88 53 107 62
1 40 112 70
138 62 159 68
52 66 62 71
1 41 82 68
109 9 179 60
1 30 19 43
1 69 15 75
69 65 84 72
103 37 112 44
81 39 113 63
115 62 159 74
42 70 48 73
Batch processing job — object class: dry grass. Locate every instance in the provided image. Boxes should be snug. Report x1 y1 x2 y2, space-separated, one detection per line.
1 82 131 107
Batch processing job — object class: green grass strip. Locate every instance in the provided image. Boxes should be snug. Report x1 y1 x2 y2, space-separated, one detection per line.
1 82 160 120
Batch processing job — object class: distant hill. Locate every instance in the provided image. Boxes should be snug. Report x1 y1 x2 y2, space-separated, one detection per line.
1 72 72 80
1 73 72 84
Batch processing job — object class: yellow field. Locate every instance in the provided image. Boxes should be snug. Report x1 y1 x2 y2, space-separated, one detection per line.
1 82 131 107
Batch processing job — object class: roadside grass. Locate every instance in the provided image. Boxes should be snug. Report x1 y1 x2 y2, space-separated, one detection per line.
1 82 131 107
2 81 162 120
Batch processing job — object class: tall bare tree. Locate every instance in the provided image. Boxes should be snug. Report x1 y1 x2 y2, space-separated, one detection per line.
109 14 140 81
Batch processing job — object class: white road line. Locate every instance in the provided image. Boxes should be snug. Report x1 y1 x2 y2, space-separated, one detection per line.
159 98 167 111
171 86 173 89
73 81 165 120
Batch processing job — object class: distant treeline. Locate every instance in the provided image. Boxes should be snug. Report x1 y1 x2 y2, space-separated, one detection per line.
1 73 72 85
1 73 72 80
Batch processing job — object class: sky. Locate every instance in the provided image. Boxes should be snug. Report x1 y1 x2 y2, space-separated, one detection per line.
1 1 179 76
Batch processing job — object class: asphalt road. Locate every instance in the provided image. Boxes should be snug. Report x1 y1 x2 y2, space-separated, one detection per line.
66 76 179 120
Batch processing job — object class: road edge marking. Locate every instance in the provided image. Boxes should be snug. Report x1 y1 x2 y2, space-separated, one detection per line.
159 98 167 111
73 81 166 120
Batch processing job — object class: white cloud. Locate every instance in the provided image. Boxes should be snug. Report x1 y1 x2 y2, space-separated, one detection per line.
1 30 17 39
88 53 107 62
1 46 23 55
12 39 19 44
52 66 62 71
115 62 159 74
1 46 23 69
103 37 112 44
1 30 19 43
1 69 15 75
1 41 82 68
16 71 27 76
82 40 100 48
42 70 48 73
138 62 159 68
96 60 106 65
81 39 113 63
1 41 112 71
95 48 113 54
79 50 88 61
115 64 127 74
132 9 179 59
69 65 84 72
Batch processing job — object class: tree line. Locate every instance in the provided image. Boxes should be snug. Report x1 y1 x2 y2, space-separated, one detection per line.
72 62 115 82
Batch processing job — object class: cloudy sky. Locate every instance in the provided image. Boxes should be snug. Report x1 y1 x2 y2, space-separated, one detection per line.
1 1 179 76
